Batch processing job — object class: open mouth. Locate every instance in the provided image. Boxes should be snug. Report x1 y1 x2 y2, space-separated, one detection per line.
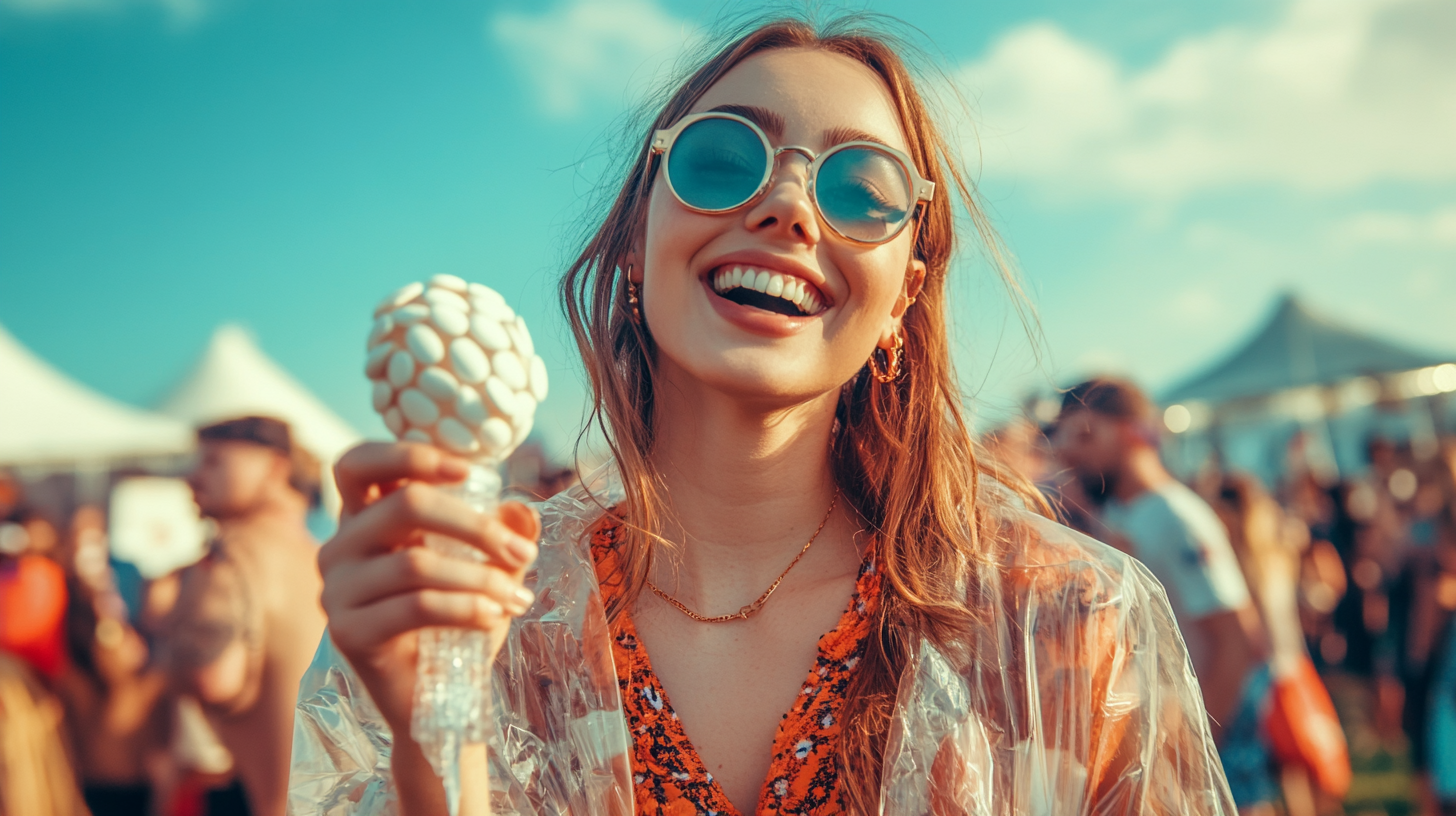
709 265 827 317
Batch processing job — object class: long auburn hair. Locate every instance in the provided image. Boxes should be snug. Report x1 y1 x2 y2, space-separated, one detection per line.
560 13 1046 813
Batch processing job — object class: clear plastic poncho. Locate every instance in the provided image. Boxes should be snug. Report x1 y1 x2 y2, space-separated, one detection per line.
289 465 1235 815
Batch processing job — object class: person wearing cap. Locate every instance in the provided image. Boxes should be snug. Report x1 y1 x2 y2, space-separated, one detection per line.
162 416 327 816
1054 378 1274 815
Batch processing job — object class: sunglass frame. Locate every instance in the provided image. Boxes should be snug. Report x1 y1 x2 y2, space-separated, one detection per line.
649 111 937 246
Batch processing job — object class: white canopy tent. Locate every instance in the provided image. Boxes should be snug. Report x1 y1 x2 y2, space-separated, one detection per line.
159 324 361 514
0 322 192 468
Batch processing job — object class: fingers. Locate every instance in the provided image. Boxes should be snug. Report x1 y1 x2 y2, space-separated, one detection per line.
331 590 509 651
323 546 534 617
321 482 539 570
335 442 470 516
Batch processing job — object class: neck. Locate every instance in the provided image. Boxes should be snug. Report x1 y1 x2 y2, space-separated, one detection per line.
645 362 854 611
1113 446 1173 502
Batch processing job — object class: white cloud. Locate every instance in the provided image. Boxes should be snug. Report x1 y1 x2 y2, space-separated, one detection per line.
0 0 205 23
1164 285 1226 326
1334 206 1456 247
490 0 698 119
960 0 1456 199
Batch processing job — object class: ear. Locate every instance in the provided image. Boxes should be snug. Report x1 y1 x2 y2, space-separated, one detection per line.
878 258 927 349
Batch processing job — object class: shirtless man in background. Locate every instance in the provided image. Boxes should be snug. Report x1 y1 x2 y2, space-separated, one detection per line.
164 416 326 816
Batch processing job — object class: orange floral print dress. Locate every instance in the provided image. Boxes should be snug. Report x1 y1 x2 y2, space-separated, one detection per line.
590 513 881 816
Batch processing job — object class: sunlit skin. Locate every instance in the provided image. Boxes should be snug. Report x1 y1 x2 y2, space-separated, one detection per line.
189 440 291 520
168 439 326 816
319 47 926 816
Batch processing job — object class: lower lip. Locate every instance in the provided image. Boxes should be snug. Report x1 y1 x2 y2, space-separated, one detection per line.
701 276 819 337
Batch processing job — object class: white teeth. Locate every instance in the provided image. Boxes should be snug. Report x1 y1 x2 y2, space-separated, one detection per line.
784 279 803 305
709 265 827 315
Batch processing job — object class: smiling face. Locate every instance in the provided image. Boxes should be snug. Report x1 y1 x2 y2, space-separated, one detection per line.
638 47 924 406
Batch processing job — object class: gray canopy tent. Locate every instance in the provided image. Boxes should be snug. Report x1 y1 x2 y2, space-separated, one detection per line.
1160 294 1454 482
1165 294 1449 405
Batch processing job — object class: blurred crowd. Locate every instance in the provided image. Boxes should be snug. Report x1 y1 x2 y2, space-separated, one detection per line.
990 377 1456 816
0 417 576 816
4 386 1454 816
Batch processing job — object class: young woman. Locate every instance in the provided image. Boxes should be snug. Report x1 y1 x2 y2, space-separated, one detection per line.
291 16 1236 816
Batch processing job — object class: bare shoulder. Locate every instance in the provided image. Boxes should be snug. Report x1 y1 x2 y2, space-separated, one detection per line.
218 521 323 611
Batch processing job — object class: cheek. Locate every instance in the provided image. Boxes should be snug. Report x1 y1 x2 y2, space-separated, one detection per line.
834 245 910 335
218 456 269 497
643 184 714 274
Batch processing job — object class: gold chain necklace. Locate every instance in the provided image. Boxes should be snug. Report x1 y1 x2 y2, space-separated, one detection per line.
645 489 840 623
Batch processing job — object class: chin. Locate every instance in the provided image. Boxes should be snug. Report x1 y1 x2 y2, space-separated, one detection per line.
670 348 843 406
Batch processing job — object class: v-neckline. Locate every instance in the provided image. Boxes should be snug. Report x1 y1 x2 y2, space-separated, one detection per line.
614 555 877 816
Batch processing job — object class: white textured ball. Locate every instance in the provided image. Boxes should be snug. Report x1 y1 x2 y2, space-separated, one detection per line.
365 343 394 379
366 278 546 461
371 380 394 413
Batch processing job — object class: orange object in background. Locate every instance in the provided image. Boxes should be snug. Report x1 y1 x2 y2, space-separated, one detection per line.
0 554 69 680
1265 656 1353 797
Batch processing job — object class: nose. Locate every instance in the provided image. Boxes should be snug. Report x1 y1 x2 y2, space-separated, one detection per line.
742 150 820 245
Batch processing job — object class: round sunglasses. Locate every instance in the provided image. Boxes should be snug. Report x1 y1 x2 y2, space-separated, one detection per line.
649 112 936 245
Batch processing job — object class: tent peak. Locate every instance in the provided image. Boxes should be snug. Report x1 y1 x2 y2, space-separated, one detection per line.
1163 293 1451 405
0 321 191 466
159 324 360 461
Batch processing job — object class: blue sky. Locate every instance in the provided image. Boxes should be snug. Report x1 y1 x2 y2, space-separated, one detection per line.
2 0 1453 461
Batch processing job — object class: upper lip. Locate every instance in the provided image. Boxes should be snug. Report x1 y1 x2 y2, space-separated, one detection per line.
700 250 834 307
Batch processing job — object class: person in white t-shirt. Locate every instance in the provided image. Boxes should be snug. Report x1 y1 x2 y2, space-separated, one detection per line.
1055 377 1274 814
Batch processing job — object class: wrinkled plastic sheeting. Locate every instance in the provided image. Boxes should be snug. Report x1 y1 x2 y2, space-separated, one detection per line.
290 466 1235 815
881 509 1234 815
289 465 633 816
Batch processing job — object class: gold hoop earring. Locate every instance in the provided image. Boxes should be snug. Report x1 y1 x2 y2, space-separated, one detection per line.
625 267 642 324
869 330 905 383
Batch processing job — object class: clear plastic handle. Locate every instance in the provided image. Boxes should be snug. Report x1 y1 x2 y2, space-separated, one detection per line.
410 461 502 816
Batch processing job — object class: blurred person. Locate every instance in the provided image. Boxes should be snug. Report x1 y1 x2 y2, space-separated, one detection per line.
1213 473 1351 816
980 416 1051 485
0 510 69 681
0 651 89 816
161 416 327 816
53 506 175 816
1055 377 1273 813
1423 438 1456 811
1385 451 1456 814
1346 438 1417 745
1277 466 1348 666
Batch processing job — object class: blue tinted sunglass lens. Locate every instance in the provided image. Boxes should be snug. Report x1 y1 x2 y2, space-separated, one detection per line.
666 118 768 211
815 147 914 242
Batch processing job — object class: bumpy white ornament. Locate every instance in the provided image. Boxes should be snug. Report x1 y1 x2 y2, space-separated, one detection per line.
367 274 546 460
364 275 548 816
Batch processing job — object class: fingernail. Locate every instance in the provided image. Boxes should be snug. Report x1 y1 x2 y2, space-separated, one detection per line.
439 458 469 480
507 537 537 566
511 587 535 613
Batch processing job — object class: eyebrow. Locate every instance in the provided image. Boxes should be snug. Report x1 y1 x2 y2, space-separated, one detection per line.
822 125 893 150
708 104 785 138
706 104 895 150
